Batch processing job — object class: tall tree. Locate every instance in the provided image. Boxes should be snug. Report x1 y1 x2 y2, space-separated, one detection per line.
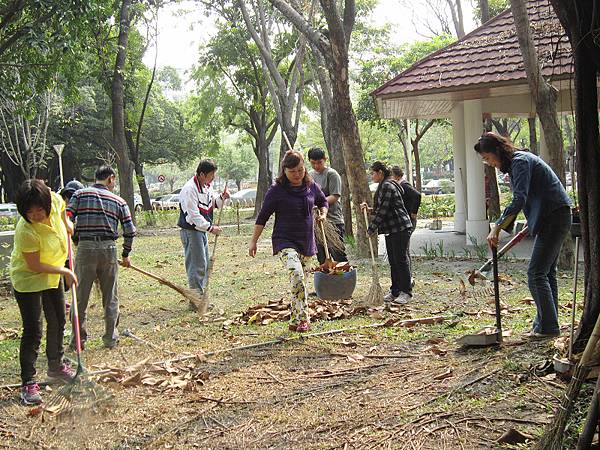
111 0 135 212
269 0 373 256
189 19 278 215
548 0 600 351
238 0 307 163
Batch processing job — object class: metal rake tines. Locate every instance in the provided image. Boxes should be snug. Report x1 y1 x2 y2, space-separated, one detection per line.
43 379 114 417
468 281 495 301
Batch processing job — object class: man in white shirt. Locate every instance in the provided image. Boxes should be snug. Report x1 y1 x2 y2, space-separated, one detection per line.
177 160 229 310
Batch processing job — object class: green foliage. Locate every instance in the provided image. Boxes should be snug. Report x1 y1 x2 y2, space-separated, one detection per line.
217 139 256 188
418 195 455 219
472 0 509 24
0 1 114 101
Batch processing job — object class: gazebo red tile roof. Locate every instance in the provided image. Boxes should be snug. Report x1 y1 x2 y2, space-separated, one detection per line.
372 0 571 100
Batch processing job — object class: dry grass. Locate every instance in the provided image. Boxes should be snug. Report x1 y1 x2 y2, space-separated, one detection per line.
0 221 589 449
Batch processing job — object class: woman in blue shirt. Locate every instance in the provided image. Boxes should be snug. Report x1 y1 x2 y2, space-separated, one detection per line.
474 132 571 339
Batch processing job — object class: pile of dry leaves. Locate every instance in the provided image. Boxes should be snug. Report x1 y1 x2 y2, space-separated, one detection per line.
226 298 373 327
94 357 210 392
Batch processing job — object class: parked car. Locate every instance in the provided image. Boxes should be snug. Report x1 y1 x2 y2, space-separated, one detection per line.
229 188 256 207
422 179 454 195
0 203 18 218
152 194 180 210
134 194 143 212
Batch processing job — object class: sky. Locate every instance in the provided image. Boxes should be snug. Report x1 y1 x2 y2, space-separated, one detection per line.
144 0 478 76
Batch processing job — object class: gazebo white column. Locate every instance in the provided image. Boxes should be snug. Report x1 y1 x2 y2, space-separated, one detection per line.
463 100 488 245
452 103 467 233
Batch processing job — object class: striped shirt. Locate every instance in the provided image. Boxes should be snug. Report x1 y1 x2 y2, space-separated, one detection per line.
67 184 136 256
368 179 413 235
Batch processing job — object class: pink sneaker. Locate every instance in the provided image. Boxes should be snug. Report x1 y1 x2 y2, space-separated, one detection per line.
295 320 311 333
20 383 42 405
47 363 76 381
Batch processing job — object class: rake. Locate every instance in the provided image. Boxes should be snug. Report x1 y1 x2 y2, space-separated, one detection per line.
122 262 205 312
362 208 384 306
459 225 529 298
43 238 113 416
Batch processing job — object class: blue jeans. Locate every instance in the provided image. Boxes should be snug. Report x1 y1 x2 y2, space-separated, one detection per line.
180 229 209 296
528 206 571 334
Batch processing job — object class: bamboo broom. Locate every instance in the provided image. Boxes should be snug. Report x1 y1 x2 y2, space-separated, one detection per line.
535 311 600 449
362 208 384 306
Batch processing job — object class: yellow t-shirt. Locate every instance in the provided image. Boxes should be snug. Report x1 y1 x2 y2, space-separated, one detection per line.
10 192 68 293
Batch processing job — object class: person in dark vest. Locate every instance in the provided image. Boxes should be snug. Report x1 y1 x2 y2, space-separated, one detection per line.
178 160 229 310
391 165 421 287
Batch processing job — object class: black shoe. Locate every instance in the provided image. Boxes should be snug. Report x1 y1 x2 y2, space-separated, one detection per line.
308 291 318 298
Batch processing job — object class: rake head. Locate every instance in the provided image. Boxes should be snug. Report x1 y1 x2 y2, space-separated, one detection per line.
43 377 114 417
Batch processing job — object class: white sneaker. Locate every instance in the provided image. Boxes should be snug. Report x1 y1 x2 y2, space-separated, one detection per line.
383 292 397 303
392 292 412 305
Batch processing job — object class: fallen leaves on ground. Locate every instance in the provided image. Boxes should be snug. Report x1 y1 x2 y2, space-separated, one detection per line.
229 298 378 326
96 358 210 392
0 326 18 340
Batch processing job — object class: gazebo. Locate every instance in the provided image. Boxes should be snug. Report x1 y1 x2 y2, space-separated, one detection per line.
371 0 575 245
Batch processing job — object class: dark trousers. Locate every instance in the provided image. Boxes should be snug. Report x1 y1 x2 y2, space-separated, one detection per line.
316 223 348 264
15 287 66 385
528 206 571 334
385 230 412 297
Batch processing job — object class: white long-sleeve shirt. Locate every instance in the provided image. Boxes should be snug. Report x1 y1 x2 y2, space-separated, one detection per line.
177 176 225 232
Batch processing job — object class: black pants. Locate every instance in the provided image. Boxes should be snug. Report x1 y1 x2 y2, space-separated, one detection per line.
385 230 412 297
15 287 66 384
316 223 348 264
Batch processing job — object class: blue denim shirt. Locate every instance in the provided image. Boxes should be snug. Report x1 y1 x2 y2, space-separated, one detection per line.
497 151 571 236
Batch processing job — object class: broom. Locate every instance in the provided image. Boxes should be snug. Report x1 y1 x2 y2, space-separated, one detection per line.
43 238 113 416
122 263 205 312
362 208 384 306
535 310 600 449
313 215 345 255
202 183 228 313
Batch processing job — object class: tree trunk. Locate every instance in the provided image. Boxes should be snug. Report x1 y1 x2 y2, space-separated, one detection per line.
483 114 501 220
412 138 422 192
125 128 152 211
479 0 490 22
327 59 369 255
253 132 272 218
111 0 135 212
312 47 353 237
528 117 538 155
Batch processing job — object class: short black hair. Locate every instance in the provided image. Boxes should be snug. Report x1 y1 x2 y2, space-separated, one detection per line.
15 179 52 223
95 165 116 181
307 147 326 161
370 161 391 178
196 159 218 176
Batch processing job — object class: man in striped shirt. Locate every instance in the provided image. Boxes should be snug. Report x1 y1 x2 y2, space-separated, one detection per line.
67 166 136 349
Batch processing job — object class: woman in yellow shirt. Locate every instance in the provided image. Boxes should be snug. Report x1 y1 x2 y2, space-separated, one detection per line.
10 179 78 405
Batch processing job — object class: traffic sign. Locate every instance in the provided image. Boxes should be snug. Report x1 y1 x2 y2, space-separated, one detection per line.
158 174 166 182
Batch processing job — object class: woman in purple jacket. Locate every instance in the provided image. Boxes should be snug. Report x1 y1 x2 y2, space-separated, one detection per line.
249 150 328 332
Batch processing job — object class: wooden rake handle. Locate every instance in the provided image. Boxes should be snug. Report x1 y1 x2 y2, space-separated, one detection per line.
319 219 331 261
119 261 164 284
362 208 377 266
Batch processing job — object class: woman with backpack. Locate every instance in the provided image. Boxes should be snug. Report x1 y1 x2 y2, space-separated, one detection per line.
361 161 414 306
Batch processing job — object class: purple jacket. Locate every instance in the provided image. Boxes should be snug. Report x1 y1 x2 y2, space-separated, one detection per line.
255 182 327 256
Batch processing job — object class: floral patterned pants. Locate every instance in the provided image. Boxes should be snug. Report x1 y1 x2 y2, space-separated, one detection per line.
278 248 312 325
